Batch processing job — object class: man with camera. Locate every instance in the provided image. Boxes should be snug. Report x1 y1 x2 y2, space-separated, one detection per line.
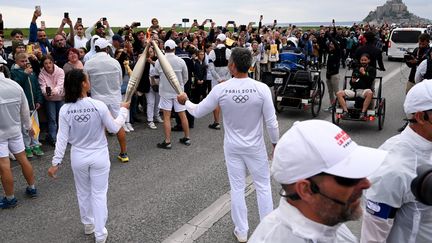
361 79 432 243
405 33 430 93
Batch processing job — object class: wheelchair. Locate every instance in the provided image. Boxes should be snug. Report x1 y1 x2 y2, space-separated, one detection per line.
272 52 325 117
332 76 386 130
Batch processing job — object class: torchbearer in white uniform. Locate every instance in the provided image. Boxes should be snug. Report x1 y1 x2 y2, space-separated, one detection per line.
361 79 432 243
249 120 387 243
177 47 279 242
48 69 129 243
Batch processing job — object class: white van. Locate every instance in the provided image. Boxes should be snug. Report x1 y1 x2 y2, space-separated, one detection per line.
387 27 427 60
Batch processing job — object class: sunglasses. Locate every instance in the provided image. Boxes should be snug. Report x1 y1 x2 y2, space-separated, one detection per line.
318 172 362 187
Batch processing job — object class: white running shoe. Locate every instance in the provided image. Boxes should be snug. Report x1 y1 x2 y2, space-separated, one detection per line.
154 116 164 123
96 228 108 243
122 124 130 133
233 230 248 243
126 122 134 132
148 121 157 129
84 224 95 235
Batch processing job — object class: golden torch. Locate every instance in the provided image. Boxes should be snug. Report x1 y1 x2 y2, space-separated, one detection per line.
151 40 183 94
123 42 150 102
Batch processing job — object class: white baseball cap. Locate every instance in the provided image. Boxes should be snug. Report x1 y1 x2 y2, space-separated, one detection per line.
164 39 177 49
94 38 110 49
271 120 387 184
216 33 227 42
404 79 432 116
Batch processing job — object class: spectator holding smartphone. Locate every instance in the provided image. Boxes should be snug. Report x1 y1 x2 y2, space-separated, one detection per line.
29 8 52 55
52 16 75 68
38 55 65 145
10 53 44 158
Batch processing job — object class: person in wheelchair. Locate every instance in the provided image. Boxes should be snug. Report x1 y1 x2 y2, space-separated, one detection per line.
336 53 376 120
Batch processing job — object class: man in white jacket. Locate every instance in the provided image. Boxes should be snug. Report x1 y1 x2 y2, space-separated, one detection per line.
361 79 432 243
178 47 278 242
249 120 387 243
0 57 38 208
84 38 128 162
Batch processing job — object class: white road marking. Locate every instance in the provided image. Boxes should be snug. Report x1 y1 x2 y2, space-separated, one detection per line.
162 176 255 243
382 65 408 85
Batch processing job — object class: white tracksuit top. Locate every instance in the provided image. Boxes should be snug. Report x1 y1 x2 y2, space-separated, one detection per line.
52 97 127 166
185 77 279 153
0 72 31 139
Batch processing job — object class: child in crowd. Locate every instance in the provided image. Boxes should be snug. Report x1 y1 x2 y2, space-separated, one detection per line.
10 52 44 158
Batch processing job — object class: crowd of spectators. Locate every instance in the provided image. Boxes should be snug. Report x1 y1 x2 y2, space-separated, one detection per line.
0 8 418 159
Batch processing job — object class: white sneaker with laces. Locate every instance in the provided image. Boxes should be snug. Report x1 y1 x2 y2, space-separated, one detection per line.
84 224 95 235
122 124 130 132
154 116 164 123
126 122 134 132
148 121 157 129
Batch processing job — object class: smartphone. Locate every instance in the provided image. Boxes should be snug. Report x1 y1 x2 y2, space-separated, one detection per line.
182 18 189 23
26 44 34 54
206 19 213 22
41 21 46 29
35 5 41 15
260 15 263 18
46 87 52 96
77 17 82 23
102 17 107 21
228 21 235 24
194 19 197 23
64 12 69 19
274 19 277 24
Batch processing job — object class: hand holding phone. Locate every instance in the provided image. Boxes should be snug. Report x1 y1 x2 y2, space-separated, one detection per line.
64 12 69 19
46 86 52 96
35 5 42 16
77 17 82 23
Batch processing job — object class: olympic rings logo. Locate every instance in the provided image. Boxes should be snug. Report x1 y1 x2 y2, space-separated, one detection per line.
74 114 91 123
232 95 249 103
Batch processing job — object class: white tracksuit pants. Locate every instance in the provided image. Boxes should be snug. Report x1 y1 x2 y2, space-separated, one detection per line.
224 149 273 235
71 146 110 241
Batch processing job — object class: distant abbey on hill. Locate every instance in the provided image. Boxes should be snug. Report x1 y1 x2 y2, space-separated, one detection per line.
363 0 431 25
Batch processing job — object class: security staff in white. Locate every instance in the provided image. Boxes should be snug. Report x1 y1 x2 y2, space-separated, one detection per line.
0 57 38 208
84 38 129 162
361 79 432 243
48 70 129 243
178 47 279 242
207 33 232 129
151 39 190 149
249 120 387 243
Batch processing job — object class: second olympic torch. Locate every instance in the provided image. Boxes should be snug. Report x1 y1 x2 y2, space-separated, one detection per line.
123 42 150 103
151 40 183 94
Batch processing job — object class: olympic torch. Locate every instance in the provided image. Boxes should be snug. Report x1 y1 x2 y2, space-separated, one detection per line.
151 40 183 94
123 42 150 103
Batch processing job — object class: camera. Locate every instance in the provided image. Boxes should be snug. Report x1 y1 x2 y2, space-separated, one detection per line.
64 12 69 19
411 165 432 205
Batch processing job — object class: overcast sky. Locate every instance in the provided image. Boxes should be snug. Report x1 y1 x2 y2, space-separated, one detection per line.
1 0 431 28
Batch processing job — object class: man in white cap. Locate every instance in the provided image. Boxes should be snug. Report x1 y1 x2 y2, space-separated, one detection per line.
151 39 190 149
361 79 432 243
84 38 129 162
207 33 232 130
249 120 387 243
